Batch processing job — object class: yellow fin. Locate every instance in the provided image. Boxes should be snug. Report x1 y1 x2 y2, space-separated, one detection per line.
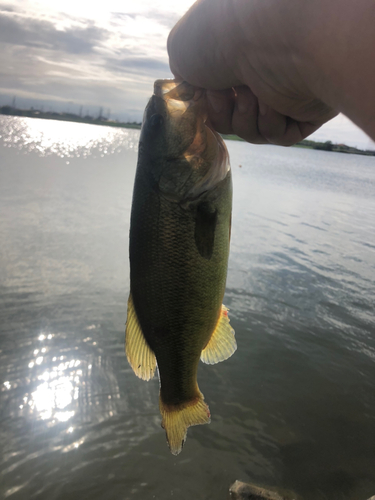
159 394 211 456
200 305 236 364
125 293 156 381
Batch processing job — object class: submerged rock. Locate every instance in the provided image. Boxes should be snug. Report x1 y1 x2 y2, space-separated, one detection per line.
229 481 295 500
230 481 375 500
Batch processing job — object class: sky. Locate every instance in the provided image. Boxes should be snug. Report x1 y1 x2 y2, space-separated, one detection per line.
1 0 374 150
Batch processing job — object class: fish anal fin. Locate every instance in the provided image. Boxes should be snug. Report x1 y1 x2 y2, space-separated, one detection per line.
125 292 156 381
201 305 236 364
159 393 211 456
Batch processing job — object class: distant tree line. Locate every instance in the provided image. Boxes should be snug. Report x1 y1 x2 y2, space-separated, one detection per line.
1 105 374 155
0 105 142 129
297 139 375 156
220 133 375 156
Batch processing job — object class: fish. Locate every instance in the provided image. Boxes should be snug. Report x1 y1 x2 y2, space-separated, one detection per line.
125 79 236 455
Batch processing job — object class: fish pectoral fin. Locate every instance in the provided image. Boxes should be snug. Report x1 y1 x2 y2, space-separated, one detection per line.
201 305 237 364
159 393 211 456
125 292 156 381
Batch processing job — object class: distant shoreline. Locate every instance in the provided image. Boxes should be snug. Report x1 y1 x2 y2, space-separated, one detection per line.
1 106 374 156
220 134 375 156
0 106 142 130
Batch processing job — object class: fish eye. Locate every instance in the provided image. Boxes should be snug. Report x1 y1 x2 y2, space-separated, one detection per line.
149 113 164 129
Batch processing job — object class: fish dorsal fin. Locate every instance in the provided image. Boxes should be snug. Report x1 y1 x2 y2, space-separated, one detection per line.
201 305 236 364
125 293 156 381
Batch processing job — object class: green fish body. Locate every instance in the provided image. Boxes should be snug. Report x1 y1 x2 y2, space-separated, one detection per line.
126 80 236 455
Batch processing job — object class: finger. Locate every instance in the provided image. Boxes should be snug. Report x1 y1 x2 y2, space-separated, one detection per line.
231 86 268 144
206 89 235 134
257 104 330 146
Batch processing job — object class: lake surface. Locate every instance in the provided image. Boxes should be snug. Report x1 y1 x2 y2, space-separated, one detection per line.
0 115 374 500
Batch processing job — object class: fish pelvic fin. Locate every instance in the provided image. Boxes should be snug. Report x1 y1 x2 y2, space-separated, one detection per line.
125 292 156 381
159 394 211 456
201 305 237 364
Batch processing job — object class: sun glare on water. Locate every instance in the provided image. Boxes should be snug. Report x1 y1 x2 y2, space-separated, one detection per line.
0 116 139 158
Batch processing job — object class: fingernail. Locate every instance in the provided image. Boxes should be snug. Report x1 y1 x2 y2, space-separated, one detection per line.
258 101 268 116
207 91 223 114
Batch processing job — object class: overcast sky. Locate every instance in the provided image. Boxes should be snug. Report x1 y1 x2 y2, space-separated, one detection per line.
0 0 191 120
1 0 374 150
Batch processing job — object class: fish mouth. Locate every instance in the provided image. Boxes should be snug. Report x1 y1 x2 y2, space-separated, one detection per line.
153 79 206 134
152 79 213 162
154 79 204 105
151 79 230 200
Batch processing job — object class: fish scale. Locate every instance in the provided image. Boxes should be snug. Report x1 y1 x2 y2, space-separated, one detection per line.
125 79 236 455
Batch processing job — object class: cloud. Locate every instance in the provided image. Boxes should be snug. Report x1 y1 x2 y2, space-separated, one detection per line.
0 3 14 11
131 8 181 29
0 12 109 54
0 1 373 145
0 2 179 120
107 56 170 75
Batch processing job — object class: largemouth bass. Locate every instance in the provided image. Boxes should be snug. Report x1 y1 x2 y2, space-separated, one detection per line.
125 79 236 455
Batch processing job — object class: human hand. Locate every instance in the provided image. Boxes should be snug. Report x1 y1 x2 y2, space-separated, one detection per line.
168 0 338 146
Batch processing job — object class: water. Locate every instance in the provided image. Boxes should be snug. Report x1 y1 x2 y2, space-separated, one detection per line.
0 115 374 500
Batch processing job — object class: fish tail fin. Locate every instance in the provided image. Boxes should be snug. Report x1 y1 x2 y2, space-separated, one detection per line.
159 393 211 456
